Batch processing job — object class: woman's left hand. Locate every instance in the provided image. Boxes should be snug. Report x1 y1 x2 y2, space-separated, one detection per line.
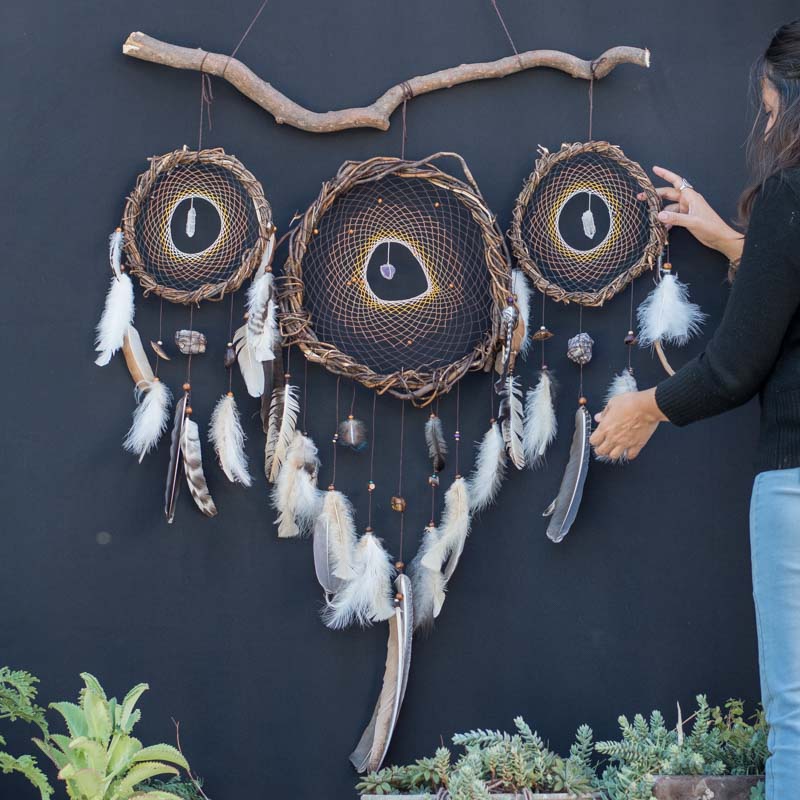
590 387 667 461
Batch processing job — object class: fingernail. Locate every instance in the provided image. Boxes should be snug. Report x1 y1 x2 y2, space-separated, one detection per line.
658 211 669 221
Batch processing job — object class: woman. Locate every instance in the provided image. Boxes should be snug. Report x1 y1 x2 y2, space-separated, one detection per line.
591 20 800 796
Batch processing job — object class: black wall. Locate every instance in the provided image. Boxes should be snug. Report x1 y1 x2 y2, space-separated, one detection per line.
1 2 793 798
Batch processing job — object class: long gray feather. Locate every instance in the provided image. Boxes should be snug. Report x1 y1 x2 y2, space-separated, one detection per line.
543 405 591 543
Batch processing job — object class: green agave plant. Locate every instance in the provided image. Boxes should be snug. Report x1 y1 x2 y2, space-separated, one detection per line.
33 673 190 800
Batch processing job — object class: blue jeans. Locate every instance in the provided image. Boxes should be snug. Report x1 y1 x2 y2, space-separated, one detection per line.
751 467 800 798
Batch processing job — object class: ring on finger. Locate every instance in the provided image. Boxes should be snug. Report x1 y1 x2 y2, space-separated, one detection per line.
679 177 693 191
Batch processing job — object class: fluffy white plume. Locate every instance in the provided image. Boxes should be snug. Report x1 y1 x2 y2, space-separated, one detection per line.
233 323 264 398
272 431 320 538
267 384 299 483
322 532 395 629
122 378 172 463
246 271 278 362
500 376 526 470
209 393 252 486
511 269 532 357
523 369 558 468
595 369 639 464
94 273 135 366
108 229 123 278
420 477 471 582
409 525 447 632
467 422 507 513
637 271 705 347
313 489 359 596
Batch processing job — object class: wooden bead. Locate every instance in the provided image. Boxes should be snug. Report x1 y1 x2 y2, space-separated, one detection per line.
578 396 588 406
226 391 234 398
377 198 383 204
395 593 404 601
312 228 319 235
663 262 673 272
395 561 405 570
152 376 160 383
185 406 193 415
434 201 440 208
182 382 191 391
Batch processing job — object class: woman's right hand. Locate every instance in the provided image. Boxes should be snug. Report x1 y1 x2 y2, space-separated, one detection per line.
640 166 745 264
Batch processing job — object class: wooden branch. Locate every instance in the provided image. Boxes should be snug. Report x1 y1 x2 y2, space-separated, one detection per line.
122 32 650 134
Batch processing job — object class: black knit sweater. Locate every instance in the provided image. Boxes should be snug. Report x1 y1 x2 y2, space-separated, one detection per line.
655 169 800 473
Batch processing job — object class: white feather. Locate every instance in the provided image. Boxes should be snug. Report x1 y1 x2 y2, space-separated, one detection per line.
523 369 558 468
272 431 320 538
467 422 507 513
122 379 172 463
94 273 135 366
420 477 471 581
596 369 639 464
268 384 299 483
501 376 526 470
409 525 447 631
637 271 706 347
315 489 359 582
108 229 123 278
511 269 532 357
322 532 395 629
233 323 264 398
185 205 196 238
246 271 278 362
209 393 252 486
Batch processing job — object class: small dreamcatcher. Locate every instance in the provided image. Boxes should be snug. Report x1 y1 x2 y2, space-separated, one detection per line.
272 153 512 772
510 139 683 542
95 146 276 522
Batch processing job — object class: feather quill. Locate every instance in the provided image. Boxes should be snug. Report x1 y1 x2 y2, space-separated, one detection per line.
322 531 395 629
109 229 123 278
209 393 252 486
266 384 299 483
123 378 172 463
543 405 591 543
164 393 188 524
511 269 531 357
595 369 639 464
94 273 135 366
313 489 359 596
181 418 218 518
420 477 471 581
500 375 526 470
272 431 320 538
523 369 558 468
408 525 446 632
350 574 413 774
637 271 705 347
467 422 507 513
424 414 447 472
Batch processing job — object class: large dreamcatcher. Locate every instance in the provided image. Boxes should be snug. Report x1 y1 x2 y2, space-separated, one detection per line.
271 153 513 772
94 146 277 522
510 139 703 542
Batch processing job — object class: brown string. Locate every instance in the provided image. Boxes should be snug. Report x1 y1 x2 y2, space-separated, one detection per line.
399 82 414 160
197 72 214 151
227 292 235 392
489 0 522 63
302 358 309 434
627 280 635 371
588 69 595 141
154 298 164 378
578 305 584 399
455 383 461 476
540 292 547 370
397 401 406 562
331 376 340 487
185 304 195 386
367 393 377 529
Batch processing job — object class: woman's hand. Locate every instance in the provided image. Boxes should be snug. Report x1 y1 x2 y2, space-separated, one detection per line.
590 388 668 461
640 166 744 264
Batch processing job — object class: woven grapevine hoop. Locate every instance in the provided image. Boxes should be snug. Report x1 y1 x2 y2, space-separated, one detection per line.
121 147 274 304
509 141 666 307
281 153 510 406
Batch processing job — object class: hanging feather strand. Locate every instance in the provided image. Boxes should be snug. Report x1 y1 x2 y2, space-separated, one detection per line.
313 489 359 597
164 393 188 524
500 376 526 470
543 405 591 543
338 416 368 451
420 476 471 582
408 525 446 632
109 229 123 278
94 272 135 366
467 422 507 513
209 393 252 486
180 417 218 518
266 383 299 483
424 414 447 473
350 574 413 774
246 270 278 362
511 269 531 357
123 378 172 463
637 269 705 347
523 369 558 468
595 369 638 464
323 531 395 629
272 431 320 538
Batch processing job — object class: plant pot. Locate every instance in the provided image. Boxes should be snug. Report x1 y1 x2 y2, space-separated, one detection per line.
651 775 763 799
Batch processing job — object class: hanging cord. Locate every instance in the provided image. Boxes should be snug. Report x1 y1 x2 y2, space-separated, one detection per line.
226 292 236 392
430 398 441 525
627 280 635 371
454 383 462 477
301 358 309 434
489 0 522 65
330 377 341 488
154 298 164 378
367 393 378 530
540 291 547 370
396 401 406 564
578 305 584 399
585 68 596 219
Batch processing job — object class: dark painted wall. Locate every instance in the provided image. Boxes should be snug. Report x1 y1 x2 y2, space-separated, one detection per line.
1 1 793 797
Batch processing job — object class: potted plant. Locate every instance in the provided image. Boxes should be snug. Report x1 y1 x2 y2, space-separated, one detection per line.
356 716 598 798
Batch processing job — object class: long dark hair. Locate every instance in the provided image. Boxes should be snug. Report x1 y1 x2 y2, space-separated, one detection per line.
739 19 800 224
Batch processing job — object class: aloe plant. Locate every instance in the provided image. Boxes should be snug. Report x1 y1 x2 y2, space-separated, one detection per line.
34 673 190 800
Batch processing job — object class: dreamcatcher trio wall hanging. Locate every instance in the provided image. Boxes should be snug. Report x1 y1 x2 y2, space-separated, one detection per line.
97 19 713 774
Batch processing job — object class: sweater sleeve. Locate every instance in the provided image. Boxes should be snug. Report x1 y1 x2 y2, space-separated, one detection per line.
655 177 800 427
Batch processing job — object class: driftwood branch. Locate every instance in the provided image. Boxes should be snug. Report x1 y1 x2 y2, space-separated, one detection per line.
122 32 650 134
